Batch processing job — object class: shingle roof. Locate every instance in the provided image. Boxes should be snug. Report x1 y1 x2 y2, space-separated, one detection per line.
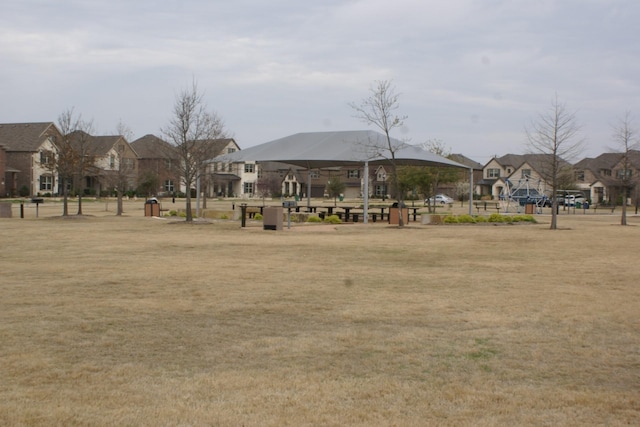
450 154 483 170
68 131 130 156
130 134 178 159
0 122 57 152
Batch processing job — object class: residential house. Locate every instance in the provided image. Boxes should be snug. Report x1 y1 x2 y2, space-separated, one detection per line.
69 131 138 196
574 150 640 205
448 154 483 197
203 139 244 197
0 143 7 196
371 165 390 199
0 122 63 197
479 154 566 199
130 134 180 196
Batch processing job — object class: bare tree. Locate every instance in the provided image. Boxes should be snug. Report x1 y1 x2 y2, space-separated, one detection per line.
256 173 281 205
162 81 228 222
610 112 639 226
350 80 408 226
52 109 95 216
526 95 584 230
109 120 137 216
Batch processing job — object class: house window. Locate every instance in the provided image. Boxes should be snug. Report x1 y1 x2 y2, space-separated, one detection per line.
244 163 255 173
601 169 612 177
124 158 134 169
164 180 174 193
40 175 53 191
164 159 172 169
244 182 254 195
109 155 116 169
487 168 500 178
375 184 386 197
377 172 386 181
309 170 320 179
40 150 52 165
227 148 236 154
347 169 360 178
288 173 294 180
616 169 632 179
575 170 585 182
521 169 531 178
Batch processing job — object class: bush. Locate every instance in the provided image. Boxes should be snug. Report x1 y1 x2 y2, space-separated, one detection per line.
444 215 459 223
512 214 537 223
457 214 476 224
324 215 342 224
19 185 30 197
178 212 187 218
307 215 323 223
254 213 263 220
488 213 504 223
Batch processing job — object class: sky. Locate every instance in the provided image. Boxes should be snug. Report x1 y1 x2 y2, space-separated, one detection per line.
1 0 639 163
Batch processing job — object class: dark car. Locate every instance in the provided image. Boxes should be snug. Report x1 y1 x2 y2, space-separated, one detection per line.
501 188 546 206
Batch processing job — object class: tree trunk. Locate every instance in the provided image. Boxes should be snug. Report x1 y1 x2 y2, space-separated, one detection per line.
185 193 193 222
116 189 123 216
621 187 627 226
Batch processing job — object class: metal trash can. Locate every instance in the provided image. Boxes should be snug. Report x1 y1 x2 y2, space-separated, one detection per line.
263 207 283 230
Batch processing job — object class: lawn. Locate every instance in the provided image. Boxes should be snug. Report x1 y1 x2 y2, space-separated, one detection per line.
1 201 638 426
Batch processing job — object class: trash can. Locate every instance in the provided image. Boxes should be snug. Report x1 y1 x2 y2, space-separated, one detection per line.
525 203 535 214
389 206 409 225
144 198 160 217
263 206 283 230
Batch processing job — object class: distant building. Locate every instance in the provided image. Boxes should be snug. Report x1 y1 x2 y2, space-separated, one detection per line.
0 122 62 196
130 134 180 196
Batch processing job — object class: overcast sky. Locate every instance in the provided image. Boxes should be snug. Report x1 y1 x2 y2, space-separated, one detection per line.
2 0 639 162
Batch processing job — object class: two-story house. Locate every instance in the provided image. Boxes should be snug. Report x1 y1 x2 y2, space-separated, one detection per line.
479 154 567 199
573 150 640 205
203 139 244 197
130 134 180 196
0 122 63 197
68 131 138 196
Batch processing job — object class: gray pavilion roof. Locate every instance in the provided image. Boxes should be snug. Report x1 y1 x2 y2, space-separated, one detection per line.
208 130 468 169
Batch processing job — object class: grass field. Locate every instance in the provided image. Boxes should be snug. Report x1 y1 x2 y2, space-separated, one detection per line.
1 199 639 425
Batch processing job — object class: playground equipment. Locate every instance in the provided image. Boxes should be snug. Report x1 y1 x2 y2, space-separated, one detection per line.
499 175 549 213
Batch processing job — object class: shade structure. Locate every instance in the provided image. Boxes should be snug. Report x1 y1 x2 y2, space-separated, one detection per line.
207 130 473 222
207 130 468 170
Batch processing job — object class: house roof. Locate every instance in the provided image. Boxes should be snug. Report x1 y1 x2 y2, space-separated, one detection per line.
130 134 178 159
69 131 132 157
208 130 467 169
450 153 483 170
0 122 57 152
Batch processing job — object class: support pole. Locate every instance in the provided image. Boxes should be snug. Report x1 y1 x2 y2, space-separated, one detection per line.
468 167 474 216
363 161 369 224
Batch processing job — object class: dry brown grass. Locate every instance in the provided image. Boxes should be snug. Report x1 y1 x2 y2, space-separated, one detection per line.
1 199 639 426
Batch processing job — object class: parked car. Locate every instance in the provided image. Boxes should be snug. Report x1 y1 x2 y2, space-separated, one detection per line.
565 195 586 206
426 194 454 205
501 188 546 206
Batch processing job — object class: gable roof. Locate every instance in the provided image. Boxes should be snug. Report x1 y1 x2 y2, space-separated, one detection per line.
450 154 483 170
69 131 131 157
0 122 58 152
130 134 178 159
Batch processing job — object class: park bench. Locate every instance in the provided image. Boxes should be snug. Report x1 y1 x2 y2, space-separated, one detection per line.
473 201 501 213
592 204 615 213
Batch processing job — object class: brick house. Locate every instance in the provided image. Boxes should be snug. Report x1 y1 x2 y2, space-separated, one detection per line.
0 122 63 197
573 150 640 205
130 134 180 196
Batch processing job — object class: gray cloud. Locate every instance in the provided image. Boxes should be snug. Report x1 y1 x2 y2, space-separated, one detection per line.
1 0 639 160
